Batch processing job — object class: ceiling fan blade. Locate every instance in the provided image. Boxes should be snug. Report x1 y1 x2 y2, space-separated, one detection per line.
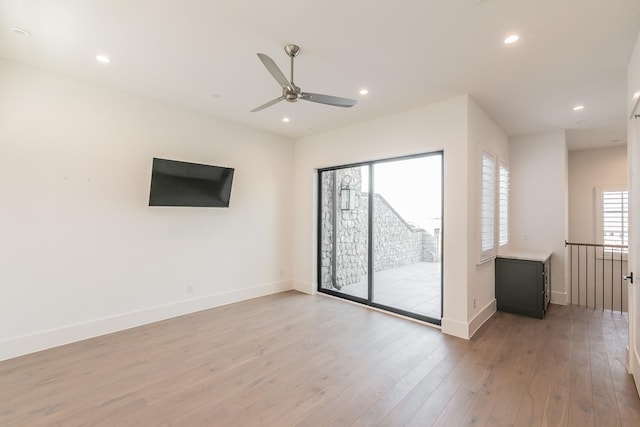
257 53 291 89
250 95 285 112
299 92 357 108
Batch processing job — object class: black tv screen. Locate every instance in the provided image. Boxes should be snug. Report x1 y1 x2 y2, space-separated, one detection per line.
149 158 234 207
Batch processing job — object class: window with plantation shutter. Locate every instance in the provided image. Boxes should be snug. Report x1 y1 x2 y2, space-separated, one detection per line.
480 152 496 260
499 163 509 246
600 188 628 254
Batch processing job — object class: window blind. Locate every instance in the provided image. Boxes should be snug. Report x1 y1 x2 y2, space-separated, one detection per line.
603 190 628 252
499 164 509 246
481 153 495 257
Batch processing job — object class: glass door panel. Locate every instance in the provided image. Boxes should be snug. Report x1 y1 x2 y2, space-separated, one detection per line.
319 166 369 300
372 155 442 319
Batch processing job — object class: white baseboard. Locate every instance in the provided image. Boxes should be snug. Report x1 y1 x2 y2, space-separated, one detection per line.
551 291 568 305
442 299 496 340
630 345 640 397
293 280 314 294
468 299 497 338
0 280 293 362
441 317 470 339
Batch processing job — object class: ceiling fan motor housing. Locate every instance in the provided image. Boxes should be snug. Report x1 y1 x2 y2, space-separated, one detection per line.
285 91 298 102
284 84 301 102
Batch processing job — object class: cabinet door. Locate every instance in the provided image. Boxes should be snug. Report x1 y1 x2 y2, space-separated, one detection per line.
496 258 544 318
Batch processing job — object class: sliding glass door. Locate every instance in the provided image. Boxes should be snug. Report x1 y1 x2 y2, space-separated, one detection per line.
318 166 370 301
318 152 443 324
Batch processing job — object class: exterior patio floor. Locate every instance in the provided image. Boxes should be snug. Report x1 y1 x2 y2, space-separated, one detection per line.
336 261 442 320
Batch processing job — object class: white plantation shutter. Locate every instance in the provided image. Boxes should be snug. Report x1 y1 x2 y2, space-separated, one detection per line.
499 163 509 246
602 189 628 252
481 153 496 259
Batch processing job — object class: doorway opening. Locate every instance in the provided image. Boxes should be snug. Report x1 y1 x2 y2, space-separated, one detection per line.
317 152 443 324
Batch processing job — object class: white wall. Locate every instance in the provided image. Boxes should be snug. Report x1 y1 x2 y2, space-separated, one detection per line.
568 146 627 242
510 131 568 304
626 30 640 394
0 60 294 361
466 97 509 334
293 95 507 338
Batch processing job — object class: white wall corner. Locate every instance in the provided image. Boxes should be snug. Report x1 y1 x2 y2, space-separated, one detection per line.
469 298 497 338
293 280 315 294
551 291 568 305
630 344 640 397
441 317 471 339
0 280 293 362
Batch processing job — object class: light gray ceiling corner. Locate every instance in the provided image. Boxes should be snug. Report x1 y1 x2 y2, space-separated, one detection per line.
0 0 639 148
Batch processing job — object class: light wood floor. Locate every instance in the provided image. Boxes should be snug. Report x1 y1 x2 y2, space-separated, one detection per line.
1 291 639 426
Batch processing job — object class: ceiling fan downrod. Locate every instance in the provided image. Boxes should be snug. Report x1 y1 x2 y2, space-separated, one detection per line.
284 44 300 89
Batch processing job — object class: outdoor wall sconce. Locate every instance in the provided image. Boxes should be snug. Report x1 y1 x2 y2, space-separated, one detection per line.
340 175 356 211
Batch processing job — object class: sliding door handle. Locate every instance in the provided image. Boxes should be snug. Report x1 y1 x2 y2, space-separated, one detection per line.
623 272 634 284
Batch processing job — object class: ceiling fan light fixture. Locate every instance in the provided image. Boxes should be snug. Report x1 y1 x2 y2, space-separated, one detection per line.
96 54 111 64
11 26 32 37
504 34 519 45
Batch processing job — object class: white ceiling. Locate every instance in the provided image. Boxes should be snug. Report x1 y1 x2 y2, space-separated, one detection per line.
1 0 639 150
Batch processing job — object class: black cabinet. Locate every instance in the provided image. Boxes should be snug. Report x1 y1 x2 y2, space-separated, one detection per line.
495 253 551 319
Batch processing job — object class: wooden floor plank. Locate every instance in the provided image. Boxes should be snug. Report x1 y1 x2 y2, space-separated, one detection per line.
514 312 568 427
1 293 639 427
541 309 574 426
588 314 621 427
567 317 595 426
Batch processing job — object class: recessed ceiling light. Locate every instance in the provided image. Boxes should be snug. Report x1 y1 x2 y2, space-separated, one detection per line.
504 34 519 45
282 117 290 123
96 54 111 64
359 89 369 95
573 105 584 111
11 26 32 37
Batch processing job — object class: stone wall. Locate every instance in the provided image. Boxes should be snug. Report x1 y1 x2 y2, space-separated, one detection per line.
320 167 368 290
320 167 438 290
373 195 428 271
319 171 335 289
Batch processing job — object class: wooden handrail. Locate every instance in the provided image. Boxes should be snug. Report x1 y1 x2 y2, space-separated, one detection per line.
565 240 628 249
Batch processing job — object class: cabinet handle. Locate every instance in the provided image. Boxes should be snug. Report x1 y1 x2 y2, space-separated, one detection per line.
623 272 634 284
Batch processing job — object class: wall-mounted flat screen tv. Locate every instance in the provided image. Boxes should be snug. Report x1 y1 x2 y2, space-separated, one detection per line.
149 158 234 207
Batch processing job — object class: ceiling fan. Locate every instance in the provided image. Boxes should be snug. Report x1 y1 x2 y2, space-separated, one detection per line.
251 44 357 112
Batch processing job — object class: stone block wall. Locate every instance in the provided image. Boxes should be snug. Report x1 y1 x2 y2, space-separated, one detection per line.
373 195 427 271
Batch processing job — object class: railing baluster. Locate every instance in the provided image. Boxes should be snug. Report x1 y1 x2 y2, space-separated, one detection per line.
620 254 623 314
578 245 581 307
611 249 614 314
593 246 596 310
585 246 589 308
564 241 627 313
601 247 604 312
570 245 573 305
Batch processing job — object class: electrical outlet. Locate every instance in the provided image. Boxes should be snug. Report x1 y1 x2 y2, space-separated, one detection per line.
187 284 194 294
473 298 477 309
